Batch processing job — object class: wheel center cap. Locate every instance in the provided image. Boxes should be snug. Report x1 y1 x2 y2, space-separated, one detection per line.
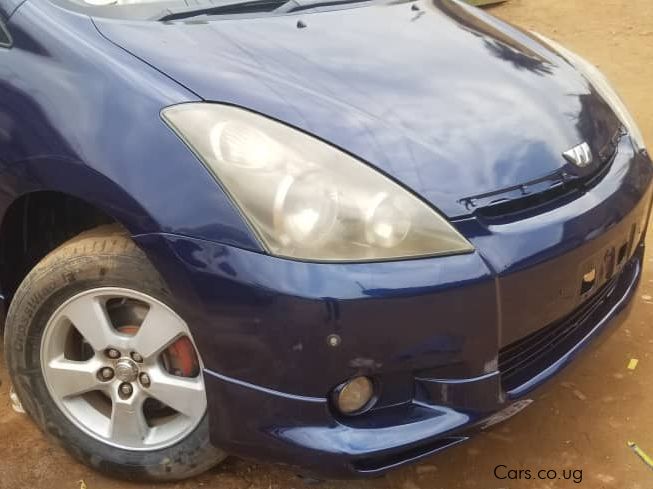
114 358 139 382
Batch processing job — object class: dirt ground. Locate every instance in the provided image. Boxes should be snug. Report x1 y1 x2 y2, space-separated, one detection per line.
2 0 653 488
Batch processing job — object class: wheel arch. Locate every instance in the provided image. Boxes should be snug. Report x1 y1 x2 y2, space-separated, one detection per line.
0 158 161 321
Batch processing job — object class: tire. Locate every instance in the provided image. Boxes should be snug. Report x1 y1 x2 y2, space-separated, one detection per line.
4 225 227 481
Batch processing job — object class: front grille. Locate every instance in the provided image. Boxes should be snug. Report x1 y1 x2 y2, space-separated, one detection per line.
498 263 629 392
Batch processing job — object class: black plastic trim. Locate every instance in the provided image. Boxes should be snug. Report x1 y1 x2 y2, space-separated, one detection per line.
0 18 12 48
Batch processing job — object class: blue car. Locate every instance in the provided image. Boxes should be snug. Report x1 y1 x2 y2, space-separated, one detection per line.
1 0 651 481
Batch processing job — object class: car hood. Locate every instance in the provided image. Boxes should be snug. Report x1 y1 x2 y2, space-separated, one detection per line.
94 0 621 218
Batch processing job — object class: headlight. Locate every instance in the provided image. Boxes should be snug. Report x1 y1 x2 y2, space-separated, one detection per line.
532 32 647 153
163 104 473 262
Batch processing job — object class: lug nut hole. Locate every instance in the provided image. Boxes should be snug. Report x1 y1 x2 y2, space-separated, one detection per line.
97 367 114 382
106 348 121 359
119 382 133 399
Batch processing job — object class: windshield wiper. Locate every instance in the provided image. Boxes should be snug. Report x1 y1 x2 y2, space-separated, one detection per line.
275 0 372 13
156 0 373 20
156 0 288 21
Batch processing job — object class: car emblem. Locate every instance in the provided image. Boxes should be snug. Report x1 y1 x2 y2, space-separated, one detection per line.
563 142 593 168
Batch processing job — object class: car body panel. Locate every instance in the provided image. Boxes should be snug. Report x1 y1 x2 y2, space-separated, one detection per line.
94 0 621 218
0 1 261 249
212 250 639 478
0 0 24 18
135 226 645 478
134 232 499 398
471 141 653 345
132 136 652 398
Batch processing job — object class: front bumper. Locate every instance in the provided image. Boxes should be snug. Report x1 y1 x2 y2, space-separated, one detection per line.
207 250 640 477
209 247 639 476
134 140 653 478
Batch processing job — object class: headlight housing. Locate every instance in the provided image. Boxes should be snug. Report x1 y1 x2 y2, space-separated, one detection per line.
163 104 473 262
533 32 647 153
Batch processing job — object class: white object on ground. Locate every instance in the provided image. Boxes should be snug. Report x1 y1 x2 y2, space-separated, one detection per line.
9 385 25 414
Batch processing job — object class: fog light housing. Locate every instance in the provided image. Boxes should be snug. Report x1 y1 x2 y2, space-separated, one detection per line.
334 376 376 415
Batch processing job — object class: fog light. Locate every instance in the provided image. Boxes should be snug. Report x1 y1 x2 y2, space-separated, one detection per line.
334 376 375 415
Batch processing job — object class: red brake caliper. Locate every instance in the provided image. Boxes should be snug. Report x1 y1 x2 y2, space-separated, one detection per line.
163 337 199 377
118 326 198 377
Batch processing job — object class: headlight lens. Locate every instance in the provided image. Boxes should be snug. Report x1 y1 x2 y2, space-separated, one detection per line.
163 104 473 262
533 32 646 153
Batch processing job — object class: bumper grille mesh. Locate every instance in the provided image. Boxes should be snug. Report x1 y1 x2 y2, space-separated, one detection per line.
498 263 628 392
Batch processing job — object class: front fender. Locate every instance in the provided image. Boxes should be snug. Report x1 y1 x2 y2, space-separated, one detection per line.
0 1 261 250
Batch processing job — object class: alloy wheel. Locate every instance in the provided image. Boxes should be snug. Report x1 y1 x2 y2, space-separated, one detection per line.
40 287 206 451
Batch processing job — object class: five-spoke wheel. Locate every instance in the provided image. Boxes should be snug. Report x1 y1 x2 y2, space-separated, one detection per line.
41 288 206 450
